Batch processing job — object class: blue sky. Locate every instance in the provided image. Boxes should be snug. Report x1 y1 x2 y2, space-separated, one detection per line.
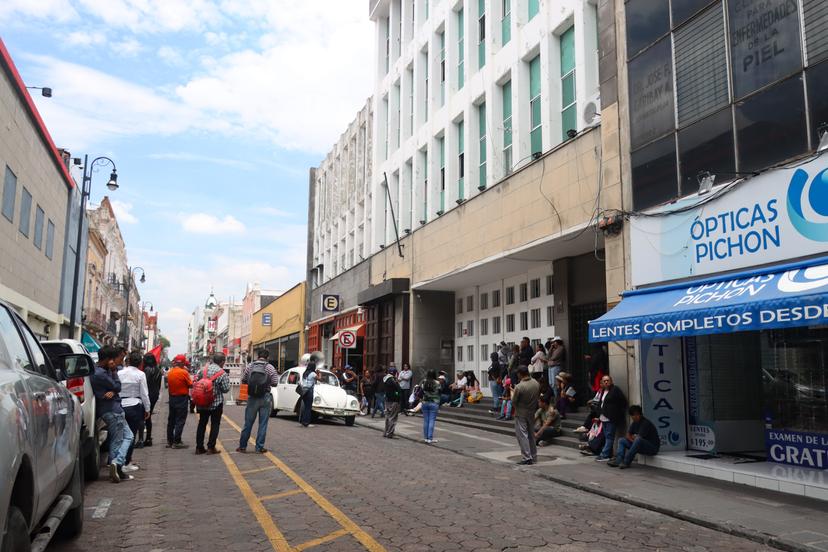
1 0 373 352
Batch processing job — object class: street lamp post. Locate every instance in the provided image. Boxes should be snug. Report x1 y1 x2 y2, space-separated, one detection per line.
68 155 119 339
141 301 154 349
122 266 145 349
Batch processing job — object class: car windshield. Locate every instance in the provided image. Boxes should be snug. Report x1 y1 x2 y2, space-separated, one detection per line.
317 371 339 387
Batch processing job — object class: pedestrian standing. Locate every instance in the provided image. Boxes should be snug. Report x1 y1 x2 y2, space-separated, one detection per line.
90 345 134 483
420 370 441 444
383 368 402 438
298 360 319 427
372 366 387 418
487 352 504 415
166 354 193 449
511 367 540 465
342 364 358 396
142 353 163 447
518 337 533 370
530 343 547 381
547 337 566 399
360 368 375 415
194 353 231 454
595 375 628 462
237 349 279 452
398 362 413 416
119 351 150 472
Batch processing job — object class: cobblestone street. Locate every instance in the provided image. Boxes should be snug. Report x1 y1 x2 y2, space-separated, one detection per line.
48 401 784 552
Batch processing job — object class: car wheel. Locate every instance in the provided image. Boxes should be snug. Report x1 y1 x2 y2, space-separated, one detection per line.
345 416 355 426
1 506 30 552
270 408 279 418
57 450 84 540
83 428 100 482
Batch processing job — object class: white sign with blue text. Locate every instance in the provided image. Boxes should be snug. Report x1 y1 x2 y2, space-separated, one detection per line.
630 157 828 286
641 338 686 451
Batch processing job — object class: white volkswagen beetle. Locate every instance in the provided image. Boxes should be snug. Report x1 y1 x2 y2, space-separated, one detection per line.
270 353 360 426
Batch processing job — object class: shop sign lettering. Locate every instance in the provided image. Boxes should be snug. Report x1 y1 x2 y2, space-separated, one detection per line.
766 429 828 469
641 339 685 451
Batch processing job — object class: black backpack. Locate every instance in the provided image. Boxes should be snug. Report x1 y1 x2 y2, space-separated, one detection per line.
385 377 402 402
247 361 271 398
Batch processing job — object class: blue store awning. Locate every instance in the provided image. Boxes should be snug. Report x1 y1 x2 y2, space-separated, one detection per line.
589 257 828 342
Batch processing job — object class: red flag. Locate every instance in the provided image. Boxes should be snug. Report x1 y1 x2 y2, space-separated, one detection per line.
148 344 163 364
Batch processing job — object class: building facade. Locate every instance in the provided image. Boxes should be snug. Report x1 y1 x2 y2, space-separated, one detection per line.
589 0 828 495
251 282 306 371
0 39 81 339
240 282 280 362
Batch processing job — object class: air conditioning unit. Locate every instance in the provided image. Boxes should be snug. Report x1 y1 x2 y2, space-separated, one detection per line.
581 94 601 128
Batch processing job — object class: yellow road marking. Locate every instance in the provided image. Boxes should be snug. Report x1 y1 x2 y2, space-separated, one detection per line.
294 528 350 551
223 415 387 552
259 489 304 502
215 442 292 552
240 465 278 475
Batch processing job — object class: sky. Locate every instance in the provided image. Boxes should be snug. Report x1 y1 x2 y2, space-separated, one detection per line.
1 0 373 353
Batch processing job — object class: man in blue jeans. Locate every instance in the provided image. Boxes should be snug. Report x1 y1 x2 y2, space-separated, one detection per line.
90 345 134 483
237 350 279 453
594 375 627 462
608 405 661 468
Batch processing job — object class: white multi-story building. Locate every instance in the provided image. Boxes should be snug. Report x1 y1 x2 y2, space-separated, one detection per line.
369 0 600 249
311 99 374 284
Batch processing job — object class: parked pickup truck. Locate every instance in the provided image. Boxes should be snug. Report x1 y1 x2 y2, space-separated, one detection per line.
0 301 95 552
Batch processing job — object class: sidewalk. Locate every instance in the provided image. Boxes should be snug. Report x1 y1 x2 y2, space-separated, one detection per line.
357 413 828 552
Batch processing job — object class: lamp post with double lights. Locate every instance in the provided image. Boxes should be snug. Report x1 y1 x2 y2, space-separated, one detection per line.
68 155 119 339
141 301 155 349
121 266 145 349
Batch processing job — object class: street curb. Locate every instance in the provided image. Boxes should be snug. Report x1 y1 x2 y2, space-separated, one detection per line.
355 419 812 552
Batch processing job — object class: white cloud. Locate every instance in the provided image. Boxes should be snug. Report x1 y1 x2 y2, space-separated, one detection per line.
75 0 224 33
181 213 245 235
157 45 184 66
64 31 106 46
0 0 77 22
111 37 143 57
252 206 295 218
110 199 138 224
148 152 254 170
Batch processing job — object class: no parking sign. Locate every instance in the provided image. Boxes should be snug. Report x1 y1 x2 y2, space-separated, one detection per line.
338 330 357 349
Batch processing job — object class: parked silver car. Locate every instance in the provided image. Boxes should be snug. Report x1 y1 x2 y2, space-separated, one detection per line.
0 301 94 551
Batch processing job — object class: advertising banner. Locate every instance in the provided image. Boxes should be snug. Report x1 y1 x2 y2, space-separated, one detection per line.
766 429 828 470
641 338 686 451
630 157 828 286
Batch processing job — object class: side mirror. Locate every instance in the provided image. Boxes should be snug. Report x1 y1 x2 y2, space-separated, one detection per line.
61 354 96 379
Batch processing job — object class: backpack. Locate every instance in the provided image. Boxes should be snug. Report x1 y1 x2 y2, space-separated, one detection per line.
192 368 222 408
247 361 271 398
385 376 401 402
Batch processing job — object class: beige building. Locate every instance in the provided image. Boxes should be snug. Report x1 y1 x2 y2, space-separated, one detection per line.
0 39 77 339
252 282 306 371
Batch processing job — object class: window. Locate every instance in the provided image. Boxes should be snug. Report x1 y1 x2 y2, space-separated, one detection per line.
530 278 540 299
492 289 501 307
736 76 808 173
804 0 828 65
466 295 474 311
382 96 390 160
458 298 464 313
33 206 44 250
628 38 674 151
439 136 446 213
493 315 502 334
18 188 31 238
0 307 37 375
519 311 528 331
480 292 489 310
506 286 515 305
528 0 539 21
439 31 446 106
678 108 735 197
457 346 463 361
807 60 828 146
395 81 402 149
481 343 489 360
467 344 474 362
502 80 513 175
467 320 474 336
502 0 511 45
632 135 678 210
625 0 669 57
519 283 528 302
531 308 541 329
547 305 554 326
19 319 48 376
384 17 391 73
2 166 16 222
672 0 716 27
45 220 55 260
506 314 515 332
407 67 414 137
478 102 487 189
478 0 485 69
545 274 553 295
560 27 576 141
457 321 464 337
458 119 465 200
421 148 429 221
529 55 542 155
481 318 489 335
457 8 465 90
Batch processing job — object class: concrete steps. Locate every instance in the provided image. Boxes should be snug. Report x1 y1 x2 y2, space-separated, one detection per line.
427 398 586 450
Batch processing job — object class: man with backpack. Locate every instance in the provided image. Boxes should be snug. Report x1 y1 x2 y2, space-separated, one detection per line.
193 353 231 455
237 349 279 453
383 367 402 438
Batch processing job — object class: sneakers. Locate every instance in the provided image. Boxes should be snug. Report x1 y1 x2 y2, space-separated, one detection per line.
619 463 630 469
574 426 588 433
207 448 221 454
235 447 246 453
607 460 619 467
143 438 153 447
429 438 438 444
256 448 269 454
109 463 120 483
595 456 610 462
171 443 189 449
122 464 140 472
195 448 207 455
516 459 534 465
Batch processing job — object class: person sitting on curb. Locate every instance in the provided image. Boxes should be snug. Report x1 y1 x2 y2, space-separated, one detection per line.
608 405 660 468
533 395 562 447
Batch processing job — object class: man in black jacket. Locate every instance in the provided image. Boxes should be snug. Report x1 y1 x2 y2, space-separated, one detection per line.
518 337 534 368
595 375 627 461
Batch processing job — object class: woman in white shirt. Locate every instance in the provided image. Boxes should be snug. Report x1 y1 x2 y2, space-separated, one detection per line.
530 344 547 381
120 351 150 471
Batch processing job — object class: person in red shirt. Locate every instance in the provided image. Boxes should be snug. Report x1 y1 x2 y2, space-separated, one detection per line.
166 354 192 448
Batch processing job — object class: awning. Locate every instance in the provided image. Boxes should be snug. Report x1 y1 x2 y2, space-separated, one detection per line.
329 323 366 341
590 257 828 342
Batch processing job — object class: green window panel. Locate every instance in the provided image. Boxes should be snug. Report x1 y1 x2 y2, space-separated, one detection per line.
529 55 542 154
439 137 445 213
458 120 465 199
478 0 486 69
529 55 541 97
440 32 446 106
502 80 513 175
502 0 511 44
423 150 428 221
560 26 575 75
528 0 539 20
562 73 575 107
479 102 487 189
531 127 542 154
562 105 577 141
560 26 576 141
458 9 465 90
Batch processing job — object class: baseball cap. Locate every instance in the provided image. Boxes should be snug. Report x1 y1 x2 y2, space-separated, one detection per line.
552 336 563 342
172 354 187 364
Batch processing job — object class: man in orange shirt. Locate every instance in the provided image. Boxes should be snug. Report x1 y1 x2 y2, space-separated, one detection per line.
166 354 193 448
